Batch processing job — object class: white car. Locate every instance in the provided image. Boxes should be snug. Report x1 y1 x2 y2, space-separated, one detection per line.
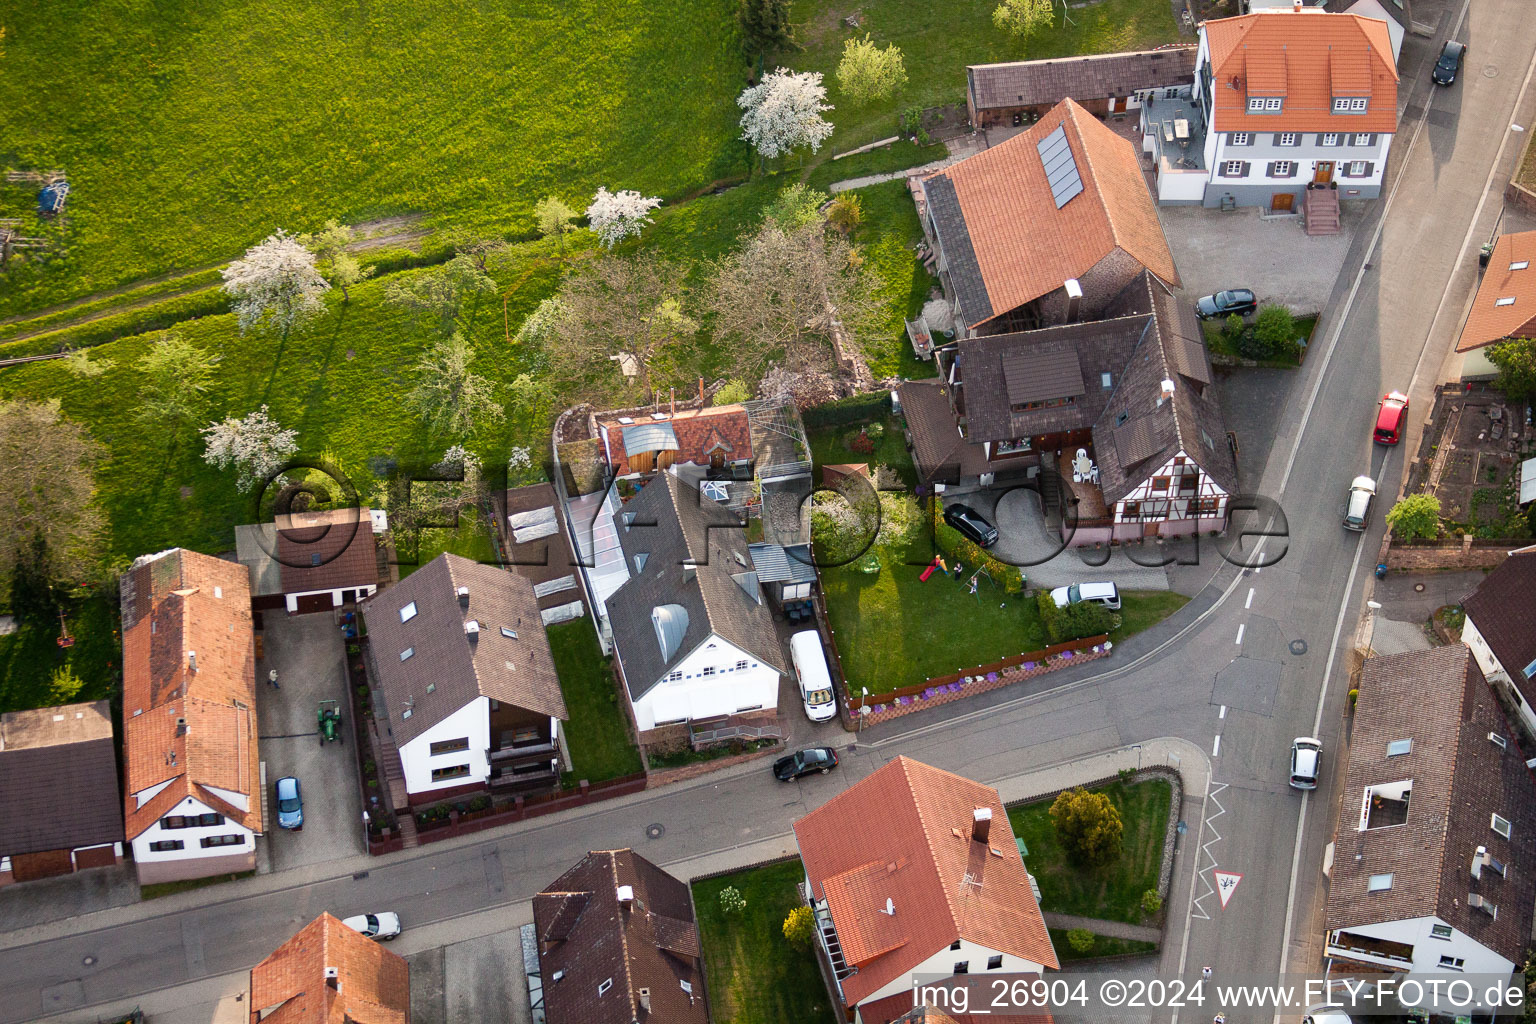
1342 475 1376 532
790 629 838 723
343 912 401 941
1290 737 1322 790
1049 581 1121 611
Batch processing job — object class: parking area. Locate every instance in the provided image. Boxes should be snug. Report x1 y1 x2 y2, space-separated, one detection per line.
1157 203 1362 315
256 612 364 872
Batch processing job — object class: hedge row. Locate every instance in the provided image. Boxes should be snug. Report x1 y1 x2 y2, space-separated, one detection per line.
803 390 891 429
1036 589 1120 643
933 509 1025 595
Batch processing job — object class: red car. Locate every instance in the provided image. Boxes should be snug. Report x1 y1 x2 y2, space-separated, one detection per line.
1374 391 1409 445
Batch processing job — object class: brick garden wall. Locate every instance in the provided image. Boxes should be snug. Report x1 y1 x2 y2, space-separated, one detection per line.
1385 536 1521 571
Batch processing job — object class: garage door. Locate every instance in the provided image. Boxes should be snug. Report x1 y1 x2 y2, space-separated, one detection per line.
293 593 334 615
12 849 73 882
74 845 118 870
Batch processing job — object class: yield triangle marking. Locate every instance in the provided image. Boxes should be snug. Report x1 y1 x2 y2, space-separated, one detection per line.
1213 870 1243 909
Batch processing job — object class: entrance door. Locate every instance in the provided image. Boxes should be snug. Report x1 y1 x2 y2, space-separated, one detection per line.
1313 161 1334 184
1270 193 1295 213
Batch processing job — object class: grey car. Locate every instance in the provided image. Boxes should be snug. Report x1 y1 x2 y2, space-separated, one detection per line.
1194 289 1258 320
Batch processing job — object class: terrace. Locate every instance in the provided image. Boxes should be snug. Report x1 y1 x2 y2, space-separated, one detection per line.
1358 780 1412 831
1325 930 1414 972
1141 88 1209 203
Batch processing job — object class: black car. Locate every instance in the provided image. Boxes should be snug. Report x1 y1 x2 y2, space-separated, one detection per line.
1432 40 1466 86
1194 289 1258 320
773 747 839 781
943 503 998 548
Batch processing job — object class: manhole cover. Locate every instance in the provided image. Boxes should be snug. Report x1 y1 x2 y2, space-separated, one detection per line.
1484 64 1498 78
81 956 96 967
1414 583 1425 592
645 823 665 840
1289 639 1308 656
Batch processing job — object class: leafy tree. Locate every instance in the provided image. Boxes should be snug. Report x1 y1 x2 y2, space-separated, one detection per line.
1488 337 1536 402
1066 928 1095 955
547 253 696 400
384 254 498 333
825 194 863 235
201 405 300 492
837 34 908 104
222 229 331 335
1049 787 1124 867
47 663 86 705
0 400 105 590
586 187 663 249
993 0 1054 37
62 347 109 378
782 906 815 948
1142 889 1163 916
1249 303 1297 359
10 530 59 628
407 332 505 438
1385 493 1442 540
765 183 828 231
136 331 217 427
705 222 879 379
298 219 374 301
713 379 754 406
738 68 835 162
534 196 579 247
737 0 797 64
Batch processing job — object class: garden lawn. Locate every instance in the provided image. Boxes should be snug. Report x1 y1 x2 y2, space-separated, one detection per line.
546 620 643 784
810 415 916 483
402 511 500 579
693 859 836 1024
1113 591 1190 643
0 591 120 715
792 0 1182 158
820 542 1047 694
0 0 751 315
1008 778 1172 924
1048 928 1158 961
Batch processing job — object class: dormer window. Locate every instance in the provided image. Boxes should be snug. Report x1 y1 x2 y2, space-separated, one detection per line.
1247 96 1282 113
1333 97 1369 113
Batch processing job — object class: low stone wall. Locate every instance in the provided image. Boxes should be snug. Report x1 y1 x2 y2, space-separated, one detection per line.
1385 535 1522 571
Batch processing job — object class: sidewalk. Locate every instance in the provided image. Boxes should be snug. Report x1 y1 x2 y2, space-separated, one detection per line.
1044 912 1161 945
29 738 1211 1024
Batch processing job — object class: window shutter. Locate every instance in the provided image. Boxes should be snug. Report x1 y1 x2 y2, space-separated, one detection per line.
1368 134 1377 147
1316 134 1326 146
1266 162 1276 177
1272 134 1283 147
1242 162 1250 177
1363 162 1374 177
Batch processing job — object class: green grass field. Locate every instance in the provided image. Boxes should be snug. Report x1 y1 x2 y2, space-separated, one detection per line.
546 619 644 783
1009 778 1172 924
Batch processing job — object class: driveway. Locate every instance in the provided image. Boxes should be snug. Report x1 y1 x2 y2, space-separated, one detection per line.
256 612 364 872
965 487 1172 592
1157 203 1362 315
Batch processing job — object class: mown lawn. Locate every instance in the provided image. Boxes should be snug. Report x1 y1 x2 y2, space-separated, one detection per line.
0 0 753 315
1008 778 1172 924
546 619 643 783
693 859 836 1024
0 591 120 715
1114 590 1190 643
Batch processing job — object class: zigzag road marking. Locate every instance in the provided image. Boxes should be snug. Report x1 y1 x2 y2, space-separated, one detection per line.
1191 782 1228 922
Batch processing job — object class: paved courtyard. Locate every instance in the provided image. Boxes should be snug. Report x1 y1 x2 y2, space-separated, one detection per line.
256 612 364 872
965 488 1172 592
1158 202 1364 315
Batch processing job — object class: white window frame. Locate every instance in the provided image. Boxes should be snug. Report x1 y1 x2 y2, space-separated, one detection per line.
1350 97 1368 111
1247 97 1265 112
1348 160 1368 176
1264 97 1282 111
1492 813 1512 838
1230 132 1250 145
1271 160 1294 178
1367 873 1393 891
1439 955 1465 971
1279 132 1298 146
1223 160 1245 177
1386 738 1411 756
1322 133 1340 146
1354 133 1372 146
1333 97 1351 113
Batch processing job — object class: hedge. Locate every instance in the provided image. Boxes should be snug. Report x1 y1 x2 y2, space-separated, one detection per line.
1036 589 1119 643
803 390 891 429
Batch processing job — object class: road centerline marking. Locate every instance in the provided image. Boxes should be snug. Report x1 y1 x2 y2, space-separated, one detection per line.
1235 623 1245 645
1245 587 1255 609
1219 705 1227 720
1212 735 1221 757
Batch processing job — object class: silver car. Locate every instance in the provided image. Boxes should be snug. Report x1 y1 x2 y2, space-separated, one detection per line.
1343 475 1375 532
1290 737 1322 790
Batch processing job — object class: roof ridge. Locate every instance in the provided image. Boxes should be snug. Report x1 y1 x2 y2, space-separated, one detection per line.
1429 648 1474 911
1146 279 1191 455
608 851 638 1010
900 757 965 943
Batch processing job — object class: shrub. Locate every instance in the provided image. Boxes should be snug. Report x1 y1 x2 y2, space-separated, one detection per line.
1348 688 1359 708
848 429 876 455
1221 313 1244 343
899 106 923 135
864 421 884 441
713 378 753 406
782 906 815 948
1250 303 1298 359
1142 889 1163 916
1037 590 1119 643
719 886 747 915
802 391 890 429
1066 928 1096 954
1050 788 1124 867
1385 493 1442 540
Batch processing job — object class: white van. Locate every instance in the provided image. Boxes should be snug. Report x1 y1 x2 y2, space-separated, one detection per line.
790 629 838 722
1049 581 1121 611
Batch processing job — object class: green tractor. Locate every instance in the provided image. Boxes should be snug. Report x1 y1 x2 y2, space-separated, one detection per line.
317 700 344 747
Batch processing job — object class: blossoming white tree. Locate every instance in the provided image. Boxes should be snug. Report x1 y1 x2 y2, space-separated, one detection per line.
221 230 331 335
201 405 300 491
738 68 835 161
586 187 662 249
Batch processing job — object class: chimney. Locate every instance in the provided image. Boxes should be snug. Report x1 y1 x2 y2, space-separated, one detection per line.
187 651 197 673
638 988 652 1014
1472 845 1488 879
1063 279 1084 322
1293 0 1302 10
464 620 481 637
972 806 993 844
457 585 470 604
617 884 634 905
1158 378 1177 406
698 377 705 402
670 387 676 416
175 716 188 738
324 966 339 991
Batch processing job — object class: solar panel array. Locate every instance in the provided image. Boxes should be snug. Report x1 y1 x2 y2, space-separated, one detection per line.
1036 124 1084 209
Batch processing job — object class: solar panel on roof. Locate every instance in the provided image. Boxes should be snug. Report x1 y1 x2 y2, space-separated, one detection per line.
1036 124 1084 210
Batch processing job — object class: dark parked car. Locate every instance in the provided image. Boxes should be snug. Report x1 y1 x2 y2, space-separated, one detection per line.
773 747 839 781
1194 289 1258 320
943 503 998 548
1432 41 1466 86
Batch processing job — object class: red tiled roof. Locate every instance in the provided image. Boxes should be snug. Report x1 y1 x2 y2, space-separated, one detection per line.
597 405 753 475
871 992 1055 1024
926 98 1179 327
793 757 1058 1009
249 912 409 1024
276 507 379 594
1457 233 1536 351
1204 10 1398 132
119 549 260 839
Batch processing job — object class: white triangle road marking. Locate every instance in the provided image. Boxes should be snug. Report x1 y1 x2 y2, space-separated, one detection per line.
1214 870 1243 909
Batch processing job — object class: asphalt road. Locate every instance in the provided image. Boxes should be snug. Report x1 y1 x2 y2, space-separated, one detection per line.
3 2 1535 1020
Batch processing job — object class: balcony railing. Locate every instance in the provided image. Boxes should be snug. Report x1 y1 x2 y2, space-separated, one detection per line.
1325 931 1413 970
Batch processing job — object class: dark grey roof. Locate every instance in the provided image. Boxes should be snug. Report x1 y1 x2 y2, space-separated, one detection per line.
0 701 123 856
923 174 994 328
607 475 784 699
1462 549 1536 708
1326 645 1536 966
502 484 587 614
362 554 567 746
748 543 818 585
968 46 1198 111
898 380 995 485
1003 347 1084 404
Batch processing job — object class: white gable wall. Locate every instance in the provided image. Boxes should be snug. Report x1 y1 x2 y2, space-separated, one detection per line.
398 698 491 796
1461 616 1535 736
1330 915 1514 997
1111 453 1229 523
131 794 255 864
628 635 781 731
854 937 1049 1019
